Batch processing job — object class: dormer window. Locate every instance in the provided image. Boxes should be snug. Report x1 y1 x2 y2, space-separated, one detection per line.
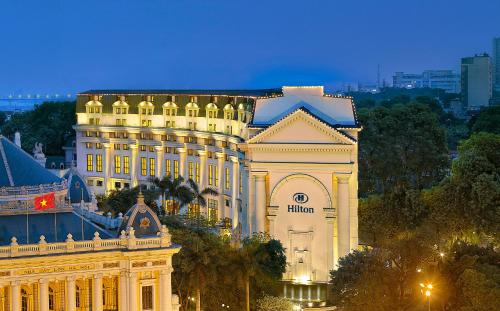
206 103 219 118
113 96 128 115
237 103 245 122
139 100 154 115
223 104 234 120
163 98 178 117
85 95 103 114
186 101 199 118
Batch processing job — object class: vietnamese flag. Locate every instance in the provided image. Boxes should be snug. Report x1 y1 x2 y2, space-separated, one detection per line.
34 193 56 210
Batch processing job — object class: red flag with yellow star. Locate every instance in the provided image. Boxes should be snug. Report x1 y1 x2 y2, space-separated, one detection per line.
34 193 55 210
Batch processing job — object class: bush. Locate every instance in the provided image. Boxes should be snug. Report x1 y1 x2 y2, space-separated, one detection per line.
256 295 293 311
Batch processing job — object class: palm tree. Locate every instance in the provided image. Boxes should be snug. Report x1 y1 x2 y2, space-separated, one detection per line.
150 176 170 215
186 178 218 222
165 176 193 215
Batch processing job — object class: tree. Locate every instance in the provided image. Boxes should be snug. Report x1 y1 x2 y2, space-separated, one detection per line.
186 178 218 223
256 296 293 311
358 103 449 196
150 176 171 215
1 101 75 155
424 133 500 243
164 176 193 215
469 106 500 134
97 186 158 215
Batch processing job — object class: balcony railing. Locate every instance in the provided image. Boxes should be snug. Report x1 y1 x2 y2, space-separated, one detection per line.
0 226 173 258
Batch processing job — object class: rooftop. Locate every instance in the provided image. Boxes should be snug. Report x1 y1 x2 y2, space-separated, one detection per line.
79 89 282 97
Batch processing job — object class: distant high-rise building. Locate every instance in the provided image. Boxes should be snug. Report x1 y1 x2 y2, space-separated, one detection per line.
392 70 460 93
461 53 493 110
493 37 500 92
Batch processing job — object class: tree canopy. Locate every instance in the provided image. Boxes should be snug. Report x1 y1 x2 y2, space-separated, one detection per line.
1 101 75 155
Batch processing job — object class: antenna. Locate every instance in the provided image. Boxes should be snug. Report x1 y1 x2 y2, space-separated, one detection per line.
377 64 381 89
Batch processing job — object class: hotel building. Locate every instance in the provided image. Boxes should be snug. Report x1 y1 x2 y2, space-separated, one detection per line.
75 86 361 307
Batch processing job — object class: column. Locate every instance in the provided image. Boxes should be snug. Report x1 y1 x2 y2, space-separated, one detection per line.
130 144 139 187
128 272 137 311
40 278 49 311
254 172 267 233
230 156 239 229
159 269 172 311
103 143 112 193
216 152 225 219
337 175 351 257
326 217 335 272
93 274 103 311
11 281 20 311
66 276 76 311
178 147 187 179
198 150 207 188
119 272 128 311
155 146 164 179
246 165 253 234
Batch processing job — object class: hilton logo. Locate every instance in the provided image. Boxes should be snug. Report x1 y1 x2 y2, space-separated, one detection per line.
288 193 314 213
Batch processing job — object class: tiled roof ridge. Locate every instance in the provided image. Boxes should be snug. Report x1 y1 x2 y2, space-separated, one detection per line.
0 138 14 186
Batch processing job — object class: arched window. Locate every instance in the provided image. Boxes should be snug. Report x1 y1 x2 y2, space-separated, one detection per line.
138 97 154 127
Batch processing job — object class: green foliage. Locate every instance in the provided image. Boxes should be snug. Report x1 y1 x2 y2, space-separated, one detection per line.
256 295 293 311
97 186 159 215
1 101 75 155
358 103 449 196
169 226 286 311
469 106 500 134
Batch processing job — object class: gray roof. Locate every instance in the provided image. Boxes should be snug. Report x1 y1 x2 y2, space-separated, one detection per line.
80 89 282 97
0 211 113 245
64 168 91 204
0 136 62 187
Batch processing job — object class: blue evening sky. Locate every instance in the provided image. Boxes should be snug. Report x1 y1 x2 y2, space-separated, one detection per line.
0 0 498 96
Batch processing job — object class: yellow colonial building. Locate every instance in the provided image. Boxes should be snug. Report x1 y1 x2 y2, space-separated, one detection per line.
0 136 181 311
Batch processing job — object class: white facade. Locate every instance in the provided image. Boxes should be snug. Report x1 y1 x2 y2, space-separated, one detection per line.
75 86 360 307
393 70 460 93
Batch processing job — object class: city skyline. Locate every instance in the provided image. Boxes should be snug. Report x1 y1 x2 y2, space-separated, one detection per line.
0 0 499 95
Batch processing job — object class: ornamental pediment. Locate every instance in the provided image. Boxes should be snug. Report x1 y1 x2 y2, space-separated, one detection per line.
248 108 355 145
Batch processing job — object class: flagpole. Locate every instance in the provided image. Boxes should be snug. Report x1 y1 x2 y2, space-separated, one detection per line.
54 207 57 242
25 192 29 244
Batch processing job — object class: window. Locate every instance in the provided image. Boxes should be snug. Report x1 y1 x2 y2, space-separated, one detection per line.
21 289 28 311
208 165 213 186
76 286 81 307
87 179 94 186
114 144 121 150
141 285 153 310
149 146 155 152
96 154 103 172
208 123 216 132
174 160 179 179
87 154 93 171
196 162 200 183
239 172 242 194
215 166 219 187
140 145 146 152
115 182 121 189
225 167 230 190
97 180 103 187
114 155 121 174
123 144 129 150
141 157 147 176
96 143 102 149
166 159 171 176
49 288 54 310
86 142 92 149
188 162 194 180
208 199 218 222
124 156 130 174
149 158 155 176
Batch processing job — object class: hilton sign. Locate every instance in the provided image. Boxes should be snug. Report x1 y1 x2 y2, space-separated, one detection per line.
288 193 314 213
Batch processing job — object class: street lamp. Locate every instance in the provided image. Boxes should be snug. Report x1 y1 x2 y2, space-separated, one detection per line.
420 283 433 311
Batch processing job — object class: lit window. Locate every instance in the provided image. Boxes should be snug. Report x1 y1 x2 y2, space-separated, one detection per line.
208 165 214 186
239 172 242 194
225 167 230 190
114 155 121 174
124 156 130 174
149 158 155 176
215 165 219 187
141 157 147 176
188 161 194 180
196 162 200 183
87 154 93 171
166 159 171 177
96 154 102 172
174 160 179 179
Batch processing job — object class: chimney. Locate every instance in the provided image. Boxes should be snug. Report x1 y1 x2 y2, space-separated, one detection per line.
14 132 21 148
